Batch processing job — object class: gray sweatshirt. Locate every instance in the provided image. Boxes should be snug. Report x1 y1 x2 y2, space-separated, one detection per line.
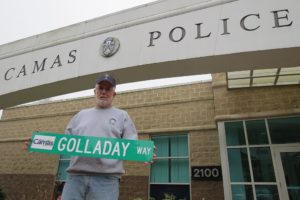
65 107 138 176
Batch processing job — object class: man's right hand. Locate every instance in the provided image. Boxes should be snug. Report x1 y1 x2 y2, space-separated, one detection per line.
22 138 32 151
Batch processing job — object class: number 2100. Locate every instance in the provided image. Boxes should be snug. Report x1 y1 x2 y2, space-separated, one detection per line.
191 166 222 180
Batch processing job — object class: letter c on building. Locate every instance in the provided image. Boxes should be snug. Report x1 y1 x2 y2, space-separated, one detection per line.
4 68 15 80
240 14 261 31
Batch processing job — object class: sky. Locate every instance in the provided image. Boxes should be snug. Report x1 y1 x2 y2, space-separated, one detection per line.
0 0 158 45
0 0 211 117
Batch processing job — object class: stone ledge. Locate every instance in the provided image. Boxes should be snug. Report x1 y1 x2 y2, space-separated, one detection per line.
0 137 30 143
211 81 227 89
138 124 217 134
215 108 300 121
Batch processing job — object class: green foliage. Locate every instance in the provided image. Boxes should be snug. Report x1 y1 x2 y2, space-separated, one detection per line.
163 193 176 200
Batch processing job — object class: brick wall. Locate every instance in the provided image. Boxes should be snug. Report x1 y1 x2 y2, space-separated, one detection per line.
0 174 55 200
191 181 224 200
119 176 149 200
0 142 57 175
190 130 220 166
212 73 300 119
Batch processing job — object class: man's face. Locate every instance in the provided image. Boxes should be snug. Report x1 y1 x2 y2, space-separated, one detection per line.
94 81 116 108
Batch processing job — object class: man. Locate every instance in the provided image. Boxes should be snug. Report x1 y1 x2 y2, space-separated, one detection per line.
61 74 138 200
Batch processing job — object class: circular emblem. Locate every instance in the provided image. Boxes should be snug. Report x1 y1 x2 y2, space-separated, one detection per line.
109 118 117 126
101 37 120 57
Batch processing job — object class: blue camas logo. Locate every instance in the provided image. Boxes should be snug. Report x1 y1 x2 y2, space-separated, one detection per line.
33 139 54 146
31 135 56 150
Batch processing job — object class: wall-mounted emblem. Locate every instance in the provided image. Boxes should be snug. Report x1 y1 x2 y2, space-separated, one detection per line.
101 37 120 57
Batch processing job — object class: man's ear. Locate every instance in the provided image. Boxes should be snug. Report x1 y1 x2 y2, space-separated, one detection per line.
94 89 96 95
113 91 116 97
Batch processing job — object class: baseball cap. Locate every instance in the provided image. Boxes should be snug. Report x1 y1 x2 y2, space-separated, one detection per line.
96 74 116 87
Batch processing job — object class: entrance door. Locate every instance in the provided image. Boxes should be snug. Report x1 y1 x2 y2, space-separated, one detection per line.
274 146 300 200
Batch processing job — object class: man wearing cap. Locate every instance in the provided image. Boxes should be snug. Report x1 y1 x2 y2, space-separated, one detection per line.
61 74 138 200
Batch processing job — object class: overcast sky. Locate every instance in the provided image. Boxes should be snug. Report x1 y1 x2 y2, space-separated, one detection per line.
0 0 211 110
0 0 159 45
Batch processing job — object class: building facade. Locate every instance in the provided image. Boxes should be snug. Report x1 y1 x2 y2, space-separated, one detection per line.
0 73 299 200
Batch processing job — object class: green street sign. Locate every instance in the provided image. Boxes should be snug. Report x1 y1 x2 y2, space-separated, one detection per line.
29 132 154 162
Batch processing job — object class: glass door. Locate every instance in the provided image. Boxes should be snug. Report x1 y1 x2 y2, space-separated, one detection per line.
274 146 300 200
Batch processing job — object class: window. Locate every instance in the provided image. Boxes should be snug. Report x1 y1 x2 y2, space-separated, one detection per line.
225 119 278 200
150 134 190 200
219 116 300 200
268 117 300 144
227 66 300 89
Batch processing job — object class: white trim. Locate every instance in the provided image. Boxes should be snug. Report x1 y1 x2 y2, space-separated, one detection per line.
155 156 189 159
227 145 270 148
230 182 277 185
243 121 257 200
273 146 300 200
218 122 232 200
188 133 192 200
265 119 282 199
149 182 190 185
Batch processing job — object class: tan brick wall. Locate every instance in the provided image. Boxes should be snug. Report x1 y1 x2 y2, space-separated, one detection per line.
2 82 213 121
0 174 55 200
1 98 94 121
212 73 300 119
190 130 220 166
0 141 58 175
0 115 70 140
128 100 215 131
191 181 224 200
119 176 149 200
1 75 299 200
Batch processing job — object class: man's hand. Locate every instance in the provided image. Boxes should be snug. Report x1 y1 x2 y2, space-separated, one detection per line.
22 138 32 151
144 146 157 165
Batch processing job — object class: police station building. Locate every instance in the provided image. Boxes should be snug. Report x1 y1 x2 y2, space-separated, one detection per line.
0 0 299 199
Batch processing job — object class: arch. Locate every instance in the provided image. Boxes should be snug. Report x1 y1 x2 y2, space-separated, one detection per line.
0 0 299 108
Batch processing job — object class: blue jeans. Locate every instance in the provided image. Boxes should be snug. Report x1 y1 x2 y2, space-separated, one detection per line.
62 174 119 200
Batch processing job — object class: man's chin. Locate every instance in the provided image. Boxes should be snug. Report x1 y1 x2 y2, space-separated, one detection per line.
97 100 111 108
